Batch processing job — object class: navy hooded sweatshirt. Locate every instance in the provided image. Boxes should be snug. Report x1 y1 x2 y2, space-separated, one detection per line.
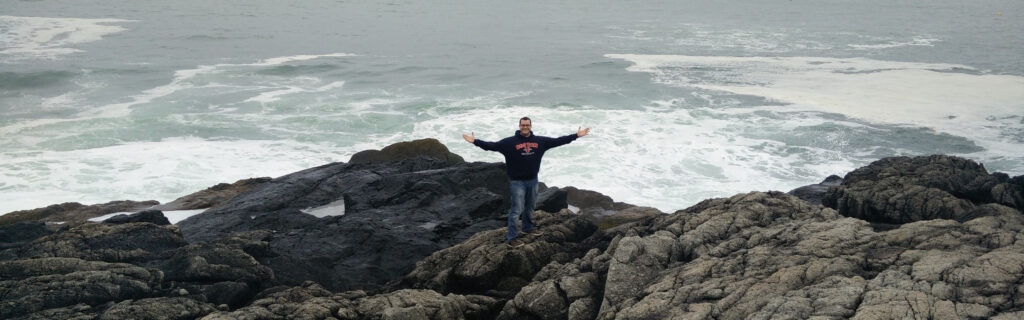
473 130 579 180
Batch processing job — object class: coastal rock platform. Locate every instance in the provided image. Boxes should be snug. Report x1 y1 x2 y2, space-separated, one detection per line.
2 143 1022 319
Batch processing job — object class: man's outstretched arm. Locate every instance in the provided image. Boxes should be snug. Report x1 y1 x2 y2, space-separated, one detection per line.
463 131 500 151
546 126 590 149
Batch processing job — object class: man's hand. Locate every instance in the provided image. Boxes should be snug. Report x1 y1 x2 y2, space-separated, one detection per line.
462 132 475 143
577 126 590 137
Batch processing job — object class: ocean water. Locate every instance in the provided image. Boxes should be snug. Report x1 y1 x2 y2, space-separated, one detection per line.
2 0 1023 213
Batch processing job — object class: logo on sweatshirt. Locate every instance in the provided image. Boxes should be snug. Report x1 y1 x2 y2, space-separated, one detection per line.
516 142 539 155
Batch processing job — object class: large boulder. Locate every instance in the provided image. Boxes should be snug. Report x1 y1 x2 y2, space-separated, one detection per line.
535 186 569 213
561 186 635 214
349 138 465 165
103 209 171 225
823 155 1023 223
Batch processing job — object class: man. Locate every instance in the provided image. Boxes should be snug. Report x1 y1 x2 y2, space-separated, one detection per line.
462 117 590 247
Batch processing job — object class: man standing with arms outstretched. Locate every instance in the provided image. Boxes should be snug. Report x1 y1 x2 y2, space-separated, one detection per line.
463 117 591 247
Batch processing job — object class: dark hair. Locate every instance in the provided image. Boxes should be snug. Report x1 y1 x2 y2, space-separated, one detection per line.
519 117 531 124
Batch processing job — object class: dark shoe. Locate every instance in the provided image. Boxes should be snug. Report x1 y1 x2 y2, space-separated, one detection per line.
521 229 543 236
507 238 524 248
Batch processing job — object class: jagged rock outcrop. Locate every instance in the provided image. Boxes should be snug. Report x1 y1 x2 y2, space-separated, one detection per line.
201 281 499 320
99 297 219 320
823 155 1023 223
497 190 1024 319
536 187 569 213
0 200 159 226
349 138 465 165
103 209 171 225
401 210 600 297
0 220 275 319
152 177 272 211
561 186 635 215
789 174 843 205
0 221 54 250
0 257 165 318
176 147 536 291
0 221 186 263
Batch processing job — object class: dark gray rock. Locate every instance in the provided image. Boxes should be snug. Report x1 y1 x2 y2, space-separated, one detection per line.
0 219 279 318
401 209 599 298
536 186 568 213
103 209 171 225
0 221 54 250
0 257 164 318
562 186 635 213
788 174 843 205
823 155 1023 223
177 155 514 292
98 297 217 320
0 222 186 263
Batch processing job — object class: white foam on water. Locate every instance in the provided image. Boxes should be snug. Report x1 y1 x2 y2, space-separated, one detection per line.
414 105 860 212
244 80 346 103
848 36 940 49
606 54 1024 158
0 137 346 213
0 53 354 137
0 16 135 62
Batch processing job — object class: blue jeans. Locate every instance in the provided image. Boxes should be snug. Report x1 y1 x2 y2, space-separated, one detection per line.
507 178 538 242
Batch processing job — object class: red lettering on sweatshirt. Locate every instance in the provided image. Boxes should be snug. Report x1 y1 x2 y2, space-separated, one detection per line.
515 142 539 153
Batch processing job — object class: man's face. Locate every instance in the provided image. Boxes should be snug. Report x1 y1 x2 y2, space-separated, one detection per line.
519 120 532 136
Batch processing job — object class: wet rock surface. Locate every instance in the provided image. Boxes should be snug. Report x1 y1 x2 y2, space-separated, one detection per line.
824 155 1023 223
176 153 519 292
789 174 843 206
3 149 1022 319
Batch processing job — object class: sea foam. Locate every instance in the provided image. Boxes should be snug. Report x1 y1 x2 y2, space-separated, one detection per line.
0 137 346 213
0 16 135 62
605 54 1024 156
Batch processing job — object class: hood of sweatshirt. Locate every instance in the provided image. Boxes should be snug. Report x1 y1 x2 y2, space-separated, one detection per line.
514 130 534 139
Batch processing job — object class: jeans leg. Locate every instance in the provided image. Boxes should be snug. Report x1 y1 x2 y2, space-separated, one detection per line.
521 178 538 232
507 180 525 242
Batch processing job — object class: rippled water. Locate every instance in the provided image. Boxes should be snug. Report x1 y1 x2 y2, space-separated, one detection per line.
2 0 1022 213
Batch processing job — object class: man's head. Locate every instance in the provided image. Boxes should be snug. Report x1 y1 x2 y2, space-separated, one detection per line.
518 117 532 137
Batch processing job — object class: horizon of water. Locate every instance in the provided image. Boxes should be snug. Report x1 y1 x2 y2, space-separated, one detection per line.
2 0 1023 214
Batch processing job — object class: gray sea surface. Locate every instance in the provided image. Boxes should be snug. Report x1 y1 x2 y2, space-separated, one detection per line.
2 0 1022 213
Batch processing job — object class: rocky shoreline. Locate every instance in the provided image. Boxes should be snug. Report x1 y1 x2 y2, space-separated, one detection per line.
2 139 1023 319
